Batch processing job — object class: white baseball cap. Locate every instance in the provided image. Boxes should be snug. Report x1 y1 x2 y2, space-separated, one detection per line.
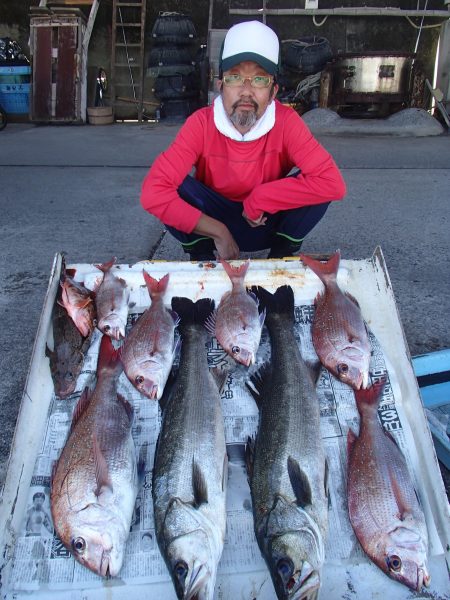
220 21 280 75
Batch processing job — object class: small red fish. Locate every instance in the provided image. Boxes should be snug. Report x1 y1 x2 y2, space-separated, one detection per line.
300 250 370 390
347 381 430 591
59 266 96 338
94 257 130 341
121 271 178 400
206 259 265 367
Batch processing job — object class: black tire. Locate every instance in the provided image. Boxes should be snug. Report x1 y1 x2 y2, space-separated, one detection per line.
151 13 197 45
153 72 200 100
282 37 332 74
0 104 7 130
148 46 195 68
160 97 199 120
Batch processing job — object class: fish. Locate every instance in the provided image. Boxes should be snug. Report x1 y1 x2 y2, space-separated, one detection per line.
46 300 92 399
152 297 228 600
300 250 371 390
59 261 96 338
121 271 178 400
51 335 141 577
94 257 130 340
205 259 265 367
246 285 329 600
347 381 430 591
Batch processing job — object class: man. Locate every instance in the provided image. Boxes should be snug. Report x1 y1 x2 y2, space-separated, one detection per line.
141 21 346 260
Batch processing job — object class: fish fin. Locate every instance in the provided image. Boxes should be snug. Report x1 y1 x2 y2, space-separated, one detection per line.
69 387 92 435
143 271 169 300
220 258 250 285
354 380 385 409
93 434 113 498
324 458 330 500
251 285 294 322
210 367 228 393
287 456 312 508
172 297 215 327
390 466 413 521
222 452 229 492
192 460 208 507
172 333 181 357
259 307 266 327
300 250 340 285
96 335 122 374
117 393 134 423
204 308 217 335
169 309 180 326
345 291 361 308
245 362 271 408
45 344 55 359
137 444 147 486
158 369 176 413
304 358 322 385
247 289 258 303
245 436 256 481
347 427 358 456
94 257 116 273
51 460 58 487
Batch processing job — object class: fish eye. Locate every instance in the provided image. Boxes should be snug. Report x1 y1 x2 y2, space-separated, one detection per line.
231 345 240 355
135 375 145 385
103 324 111 332
277 558 294 579
174 560 188 580
72 537 86 555
337 363 349 375
65 372 74 381
387 554 402 572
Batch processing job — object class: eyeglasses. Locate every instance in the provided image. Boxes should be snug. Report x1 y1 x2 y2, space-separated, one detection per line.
222 74 273 88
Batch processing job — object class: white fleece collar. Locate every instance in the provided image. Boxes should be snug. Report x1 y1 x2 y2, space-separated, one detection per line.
213 95 276 142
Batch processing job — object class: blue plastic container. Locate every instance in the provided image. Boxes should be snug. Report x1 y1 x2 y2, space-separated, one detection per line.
0 66 31 113
0 83 30 114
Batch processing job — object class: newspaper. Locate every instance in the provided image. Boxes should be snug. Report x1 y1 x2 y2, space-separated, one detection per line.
3 262 447 599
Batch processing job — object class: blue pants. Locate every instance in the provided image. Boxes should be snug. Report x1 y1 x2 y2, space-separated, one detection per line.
167 175 330 252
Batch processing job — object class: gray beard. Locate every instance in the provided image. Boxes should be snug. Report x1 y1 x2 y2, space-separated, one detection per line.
230 109 258 130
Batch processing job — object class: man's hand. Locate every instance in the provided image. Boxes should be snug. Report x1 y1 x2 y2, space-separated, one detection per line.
242 210 267 228
193 214 239 260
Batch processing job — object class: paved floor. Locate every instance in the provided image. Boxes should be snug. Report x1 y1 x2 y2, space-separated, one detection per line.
0 120 449 492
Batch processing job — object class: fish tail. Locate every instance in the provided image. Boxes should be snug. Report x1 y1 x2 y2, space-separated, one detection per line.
354 379 385 410
143 271 169 300
251 285 294 322
94 256 116 273
171 297 215 327
300 250 341 284
97 334 122 374
220 258 250 284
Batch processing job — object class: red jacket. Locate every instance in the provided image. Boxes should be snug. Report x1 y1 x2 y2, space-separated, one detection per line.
141 101 346 233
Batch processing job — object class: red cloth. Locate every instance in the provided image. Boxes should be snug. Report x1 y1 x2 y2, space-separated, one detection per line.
141 101 346 233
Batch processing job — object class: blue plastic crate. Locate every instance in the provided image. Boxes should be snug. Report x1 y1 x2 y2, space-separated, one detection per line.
0 66 31 84
0 82 30 114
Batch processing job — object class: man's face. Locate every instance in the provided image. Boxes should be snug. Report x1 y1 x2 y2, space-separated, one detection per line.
218 61 278 134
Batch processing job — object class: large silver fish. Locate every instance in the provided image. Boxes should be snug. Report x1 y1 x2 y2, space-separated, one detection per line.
51 335 141 577
206 259 265 367
121 271 178 400
247 285 329 600
46 300 92 399
347 381 430 591
152 297 228 600
300 251 371 390
94 257 130 340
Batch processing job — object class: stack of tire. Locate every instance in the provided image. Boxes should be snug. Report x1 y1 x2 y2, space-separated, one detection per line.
148 12 201 121
279 37 333 111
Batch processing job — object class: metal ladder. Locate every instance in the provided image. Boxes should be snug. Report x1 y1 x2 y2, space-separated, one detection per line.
110 0 147 121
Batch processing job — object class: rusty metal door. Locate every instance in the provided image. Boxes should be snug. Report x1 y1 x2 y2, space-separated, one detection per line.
55 25 77 119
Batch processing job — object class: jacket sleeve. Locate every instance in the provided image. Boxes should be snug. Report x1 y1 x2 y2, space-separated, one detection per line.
140 112 205 233
243 110 347 220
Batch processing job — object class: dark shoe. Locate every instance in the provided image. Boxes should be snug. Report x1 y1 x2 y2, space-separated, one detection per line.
183 237 216 261
189 253 216 261
267 238 303 259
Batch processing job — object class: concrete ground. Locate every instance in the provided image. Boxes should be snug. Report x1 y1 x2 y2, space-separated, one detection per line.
0 119 449 493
